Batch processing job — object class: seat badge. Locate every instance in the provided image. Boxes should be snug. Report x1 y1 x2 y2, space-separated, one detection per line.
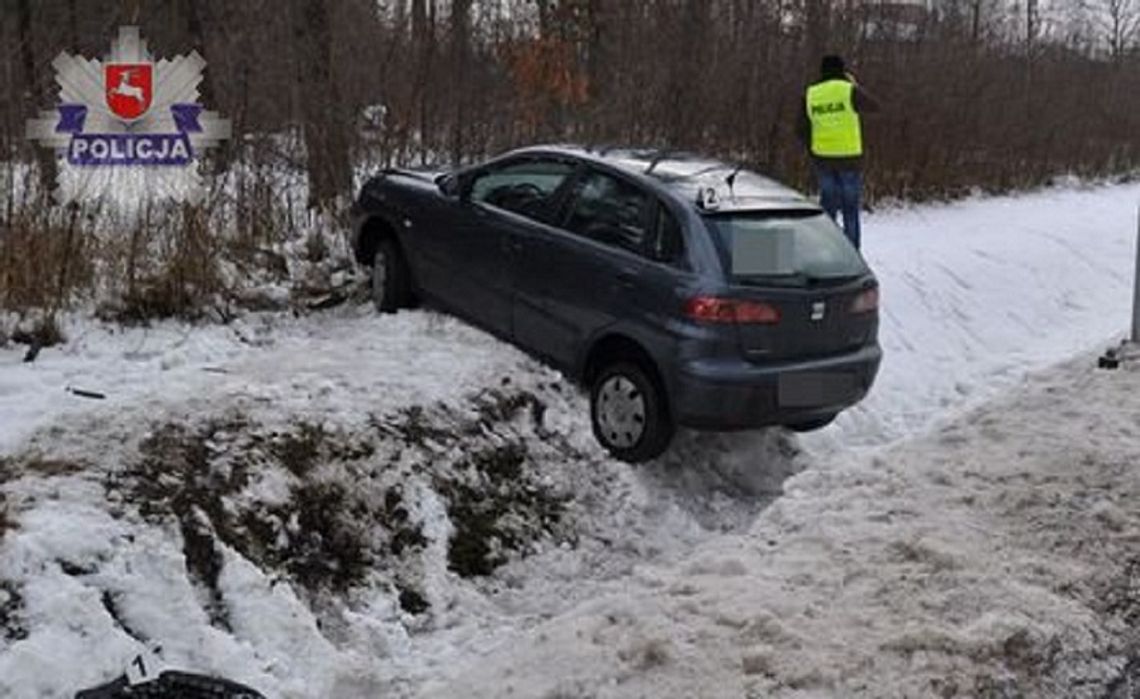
811 301 826 322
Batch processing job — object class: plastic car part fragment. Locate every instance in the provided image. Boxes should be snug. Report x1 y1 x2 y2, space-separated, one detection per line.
75 670 266 699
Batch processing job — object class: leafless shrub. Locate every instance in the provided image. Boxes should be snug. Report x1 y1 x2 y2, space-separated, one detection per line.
10 313 65 349
0 200 91 314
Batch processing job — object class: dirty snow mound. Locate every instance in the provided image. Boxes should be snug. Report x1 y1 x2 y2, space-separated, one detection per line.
0 322 807 697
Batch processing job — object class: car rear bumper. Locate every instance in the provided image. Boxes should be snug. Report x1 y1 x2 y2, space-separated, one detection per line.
672 343 882 430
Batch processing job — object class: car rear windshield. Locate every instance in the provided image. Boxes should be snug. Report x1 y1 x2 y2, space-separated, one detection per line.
704 211 867 285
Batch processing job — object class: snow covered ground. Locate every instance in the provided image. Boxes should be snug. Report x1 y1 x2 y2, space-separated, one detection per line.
0 182 1139 697
814 182 1139 449
422 353 1140 698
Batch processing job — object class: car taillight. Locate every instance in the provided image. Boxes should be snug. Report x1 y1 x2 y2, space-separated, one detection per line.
684 297 781 324
851 287 879 314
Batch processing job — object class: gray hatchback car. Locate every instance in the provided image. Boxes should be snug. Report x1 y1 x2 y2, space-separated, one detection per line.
351 146 881 462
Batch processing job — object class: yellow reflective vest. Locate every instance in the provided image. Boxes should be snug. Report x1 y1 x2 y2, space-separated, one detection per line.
806 79 863 158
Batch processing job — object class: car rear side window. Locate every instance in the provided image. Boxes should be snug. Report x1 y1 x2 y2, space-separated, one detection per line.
470 159 574 222
648 204 685 267
562 170 651 255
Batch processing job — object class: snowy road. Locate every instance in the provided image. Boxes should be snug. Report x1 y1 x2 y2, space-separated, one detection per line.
1 183 1139 697
817 183 1139 450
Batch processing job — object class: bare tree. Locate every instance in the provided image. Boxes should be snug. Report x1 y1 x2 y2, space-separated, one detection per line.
16 0 58 202
1087 0 1140 61
0 0 1139 210
450 0 473 165
291 0 352 210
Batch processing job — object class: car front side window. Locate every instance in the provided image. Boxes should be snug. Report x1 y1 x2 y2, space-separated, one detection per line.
562 170 651 255
469 159 575 223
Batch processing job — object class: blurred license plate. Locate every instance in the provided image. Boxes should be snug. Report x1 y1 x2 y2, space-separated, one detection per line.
778 372 857 407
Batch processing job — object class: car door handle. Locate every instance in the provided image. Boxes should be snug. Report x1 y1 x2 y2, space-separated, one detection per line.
615 270 638 289
502 237 524 254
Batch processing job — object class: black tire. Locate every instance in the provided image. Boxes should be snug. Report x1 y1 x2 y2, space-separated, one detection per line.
371 237 413 313
784 413 838 433
590 362 674 463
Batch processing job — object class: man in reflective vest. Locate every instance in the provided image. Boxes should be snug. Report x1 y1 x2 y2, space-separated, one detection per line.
799 55 880 249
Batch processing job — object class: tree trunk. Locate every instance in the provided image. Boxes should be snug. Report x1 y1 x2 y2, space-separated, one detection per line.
450 0 472 165
17 0 57 205
292 0 351 211
805 0 831 71
411 0 432 164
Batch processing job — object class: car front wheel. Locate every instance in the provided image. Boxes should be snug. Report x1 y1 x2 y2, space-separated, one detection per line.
590 362 674 463
371 237 412 313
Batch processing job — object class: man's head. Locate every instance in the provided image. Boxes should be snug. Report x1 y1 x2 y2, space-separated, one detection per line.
821 54 846 80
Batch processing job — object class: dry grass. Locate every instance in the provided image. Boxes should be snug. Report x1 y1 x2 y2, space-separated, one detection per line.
0 159 350 322
0 206 92 314
0 497 12 545
99 205 225 324
19 456 86 478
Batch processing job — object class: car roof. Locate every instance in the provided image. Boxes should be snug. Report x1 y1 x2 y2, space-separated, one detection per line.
507 144 819 214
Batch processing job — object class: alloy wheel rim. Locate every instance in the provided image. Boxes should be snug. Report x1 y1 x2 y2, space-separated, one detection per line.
597 375 646 449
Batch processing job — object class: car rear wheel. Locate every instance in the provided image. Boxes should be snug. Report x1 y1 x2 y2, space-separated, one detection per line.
590 362 674 463
371 238 412 313
784 413 838 433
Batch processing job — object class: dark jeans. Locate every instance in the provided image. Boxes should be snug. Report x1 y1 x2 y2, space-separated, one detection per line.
817 167 862 249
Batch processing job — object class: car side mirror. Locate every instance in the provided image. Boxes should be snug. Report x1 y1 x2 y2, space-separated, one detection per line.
447 172 478 202
437 173 460 198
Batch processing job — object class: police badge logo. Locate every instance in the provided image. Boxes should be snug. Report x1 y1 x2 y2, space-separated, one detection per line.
26 26 230 203
104 63 153 120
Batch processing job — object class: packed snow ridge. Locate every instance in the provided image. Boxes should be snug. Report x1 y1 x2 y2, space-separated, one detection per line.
0 182 1139 697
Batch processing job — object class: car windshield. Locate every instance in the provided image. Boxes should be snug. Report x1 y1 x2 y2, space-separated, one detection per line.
704 211 867 285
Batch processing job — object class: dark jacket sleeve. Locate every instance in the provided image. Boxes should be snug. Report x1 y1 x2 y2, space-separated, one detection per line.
797 100 811 149
854 86 881 114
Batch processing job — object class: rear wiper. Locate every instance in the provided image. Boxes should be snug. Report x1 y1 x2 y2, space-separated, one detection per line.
805 273 862 287
734 272 862 288
734 273 809 288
